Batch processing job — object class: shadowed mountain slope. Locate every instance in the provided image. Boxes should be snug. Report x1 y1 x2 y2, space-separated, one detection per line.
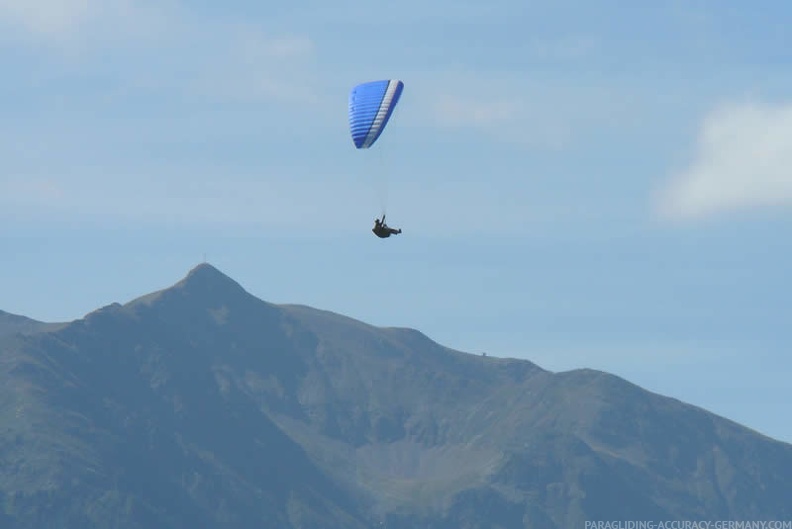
1 263 789 528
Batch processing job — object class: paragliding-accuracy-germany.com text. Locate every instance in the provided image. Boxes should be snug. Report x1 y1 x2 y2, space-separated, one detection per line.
584 521 792 529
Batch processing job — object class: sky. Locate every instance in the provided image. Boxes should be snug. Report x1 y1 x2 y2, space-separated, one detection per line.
1 1 791 443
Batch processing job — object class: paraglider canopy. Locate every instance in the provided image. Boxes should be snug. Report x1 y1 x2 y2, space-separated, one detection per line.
348 79 404 149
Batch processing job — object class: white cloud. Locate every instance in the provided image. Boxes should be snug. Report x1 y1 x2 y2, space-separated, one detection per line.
425 84 574 149
0 167 366 232
0 1 318 104
527 35 598 61
433 96 521 128
0 0 94 37
415 68 672 151
229 24 315 64
189 24 319 104
255 36 314 60
0 0 170 44
657 101 792 221
0 176 65 204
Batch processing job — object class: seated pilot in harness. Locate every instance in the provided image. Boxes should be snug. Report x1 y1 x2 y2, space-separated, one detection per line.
372 215 402 238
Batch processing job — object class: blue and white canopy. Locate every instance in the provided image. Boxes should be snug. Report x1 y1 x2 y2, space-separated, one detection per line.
348 79 404 149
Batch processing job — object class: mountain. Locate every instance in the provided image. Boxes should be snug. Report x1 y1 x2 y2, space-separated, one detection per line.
1 263 790 528
0 310 64 338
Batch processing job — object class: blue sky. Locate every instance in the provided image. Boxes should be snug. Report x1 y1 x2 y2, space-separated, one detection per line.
2 1 791 443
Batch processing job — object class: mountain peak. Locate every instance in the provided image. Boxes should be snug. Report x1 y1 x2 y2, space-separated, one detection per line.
175 262 244 290
123 262 254 313
163 262 255 307
182 262 232 283
185 262 224 278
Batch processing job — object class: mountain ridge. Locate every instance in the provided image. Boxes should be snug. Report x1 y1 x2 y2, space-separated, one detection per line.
0 310 66 338
1 263 789 528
